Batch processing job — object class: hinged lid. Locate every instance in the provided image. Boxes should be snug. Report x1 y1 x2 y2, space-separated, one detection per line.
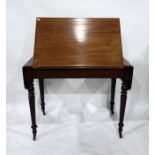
33 18 123 69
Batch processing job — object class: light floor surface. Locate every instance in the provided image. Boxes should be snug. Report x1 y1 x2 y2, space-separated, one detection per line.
7 119 148 155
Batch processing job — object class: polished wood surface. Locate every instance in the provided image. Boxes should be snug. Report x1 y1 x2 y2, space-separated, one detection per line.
33 18 123 69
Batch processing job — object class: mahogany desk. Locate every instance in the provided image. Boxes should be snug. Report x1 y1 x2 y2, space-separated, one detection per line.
22 18 133 140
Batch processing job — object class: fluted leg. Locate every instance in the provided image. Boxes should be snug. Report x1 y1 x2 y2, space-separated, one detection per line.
118 80 128 138
110 78 116 114
39 79 46 115
28 80 37 140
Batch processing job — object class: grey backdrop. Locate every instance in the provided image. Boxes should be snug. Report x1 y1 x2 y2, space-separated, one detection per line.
7 0 148 125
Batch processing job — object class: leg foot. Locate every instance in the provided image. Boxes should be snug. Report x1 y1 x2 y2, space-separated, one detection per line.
42 105 46 115
118 123 124 138
119 131 123 138
33 135 36 141
110 101 114 114
41 103 46 115
32 125 37 141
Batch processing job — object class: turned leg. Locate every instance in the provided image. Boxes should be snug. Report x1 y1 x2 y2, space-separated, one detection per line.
118 80 128 138
110 78 116 114
28 80 37 140
39 78 46 115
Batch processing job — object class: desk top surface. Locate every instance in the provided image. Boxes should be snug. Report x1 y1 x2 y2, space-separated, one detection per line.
33 18 124 69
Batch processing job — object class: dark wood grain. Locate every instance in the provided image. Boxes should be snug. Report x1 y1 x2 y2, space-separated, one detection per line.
110 78 116 114
39 79 46 115
28 80 37 140
33 18 123 69
118 80 128 138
